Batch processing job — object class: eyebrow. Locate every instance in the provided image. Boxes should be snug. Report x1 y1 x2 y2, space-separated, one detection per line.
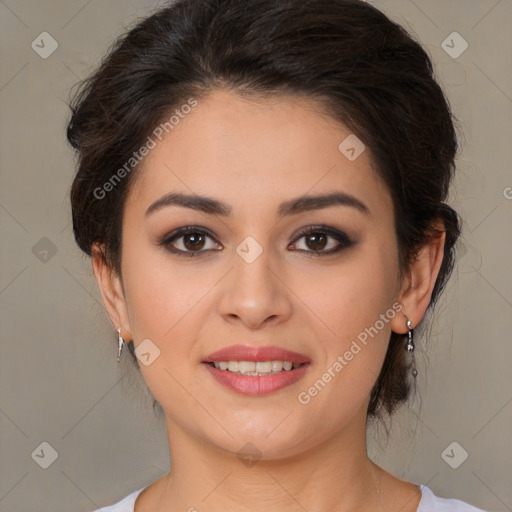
144 191 370 218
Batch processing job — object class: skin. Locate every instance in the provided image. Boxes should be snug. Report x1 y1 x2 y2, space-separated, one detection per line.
92 89 445 511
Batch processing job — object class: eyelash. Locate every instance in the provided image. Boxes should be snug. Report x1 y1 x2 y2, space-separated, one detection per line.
159 225 354 258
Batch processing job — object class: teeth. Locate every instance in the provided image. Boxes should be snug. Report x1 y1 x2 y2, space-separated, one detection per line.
212 360 302 375
227 361 239 372
256 361 272 373
239 361 256 373
272 361 283 372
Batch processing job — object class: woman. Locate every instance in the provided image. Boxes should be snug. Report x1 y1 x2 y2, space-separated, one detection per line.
66 0 486 510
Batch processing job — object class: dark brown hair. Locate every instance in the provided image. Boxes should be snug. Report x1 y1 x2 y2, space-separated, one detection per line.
66 0 461 419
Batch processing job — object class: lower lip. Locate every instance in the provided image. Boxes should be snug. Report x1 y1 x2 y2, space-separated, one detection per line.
202 363 311 396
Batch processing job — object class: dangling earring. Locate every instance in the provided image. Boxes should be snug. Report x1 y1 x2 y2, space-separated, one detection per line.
117 328 124 364
406 319 418 378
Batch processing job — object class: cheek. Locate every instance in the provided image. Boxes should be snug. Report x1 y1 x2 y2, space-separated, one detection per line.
292 241 400 407
293 241 400 344
121 233 207 341
120 246 211 404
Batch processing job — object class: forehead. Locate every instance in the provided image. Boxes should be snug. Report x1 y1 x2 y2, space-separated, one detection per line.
126 89 391 216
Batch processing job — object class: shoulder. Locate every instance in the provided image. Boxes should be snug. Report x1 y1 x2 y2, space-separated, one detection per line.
91 487 146 512
418 485 487 511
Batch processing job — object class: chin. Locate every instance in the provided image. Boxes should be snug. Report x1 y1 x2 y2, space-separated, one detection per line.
204 420 315 462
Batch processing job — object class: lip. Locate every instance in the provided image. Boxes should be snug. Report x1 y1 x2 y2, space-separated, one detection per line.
203 344 311 364
202 362 311 396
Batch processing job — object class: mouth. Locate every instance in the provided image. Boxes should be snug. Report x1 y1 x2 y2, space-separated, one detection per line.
201 345 311 395
203 360 307 376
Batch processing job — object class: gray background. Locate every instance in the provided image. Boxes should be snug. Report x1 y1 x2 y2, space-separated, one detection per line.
1 1 511 511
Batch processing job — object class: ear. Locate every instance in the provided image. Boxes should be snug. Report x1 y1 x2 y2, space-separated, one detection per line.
91 243 132 341
391 221 446 334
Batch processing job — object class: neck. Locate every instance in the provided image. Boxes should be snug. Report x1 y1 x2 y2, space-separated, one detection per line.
142 407 383 512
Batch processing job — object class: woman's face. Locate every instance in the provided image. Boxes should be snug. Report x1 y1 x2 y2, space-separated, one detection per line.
117 89 403 458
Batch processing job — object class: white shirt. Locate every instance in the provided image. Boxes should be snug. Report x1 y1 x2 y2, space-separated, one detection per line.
92 484 487 511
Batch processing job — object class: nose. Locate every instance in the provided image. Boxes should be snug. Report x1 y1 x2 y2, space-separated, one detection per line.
217 245 293 330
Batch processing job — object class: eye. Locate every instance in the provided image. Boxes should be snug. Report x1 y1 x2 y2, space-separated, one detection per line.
160 226 222 257
160 224 353 258
289 225 353 255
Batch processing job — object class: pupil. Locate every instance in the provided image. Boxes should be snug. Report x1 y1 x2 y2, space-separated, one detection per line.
307 233 326 250
184 233 204 250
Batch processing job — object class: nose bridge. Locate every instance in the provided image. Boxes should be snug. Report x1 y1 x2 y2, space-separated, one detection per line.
233 234 278 302
236 242 272 291
217 233 293 328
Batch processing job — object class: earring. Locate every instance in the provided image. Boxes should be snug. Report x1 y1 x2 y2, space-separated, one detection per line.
117 328 124 364
406 319 418 378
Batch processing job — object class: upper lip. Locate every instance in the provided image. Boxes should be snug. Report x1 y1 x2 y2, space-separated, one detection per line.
204 344 311 364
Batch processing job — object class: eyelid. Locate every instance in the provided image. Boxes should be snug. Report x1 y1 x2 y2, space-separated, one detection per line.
159 226 223 256
291 224 351 242
289 224 353 253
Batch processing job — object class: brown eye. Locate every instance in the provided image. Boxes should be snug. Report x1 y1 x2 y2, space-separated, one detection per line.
304 232 328 251
290 226 353 255
161 227 221 257
182 233 206 251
